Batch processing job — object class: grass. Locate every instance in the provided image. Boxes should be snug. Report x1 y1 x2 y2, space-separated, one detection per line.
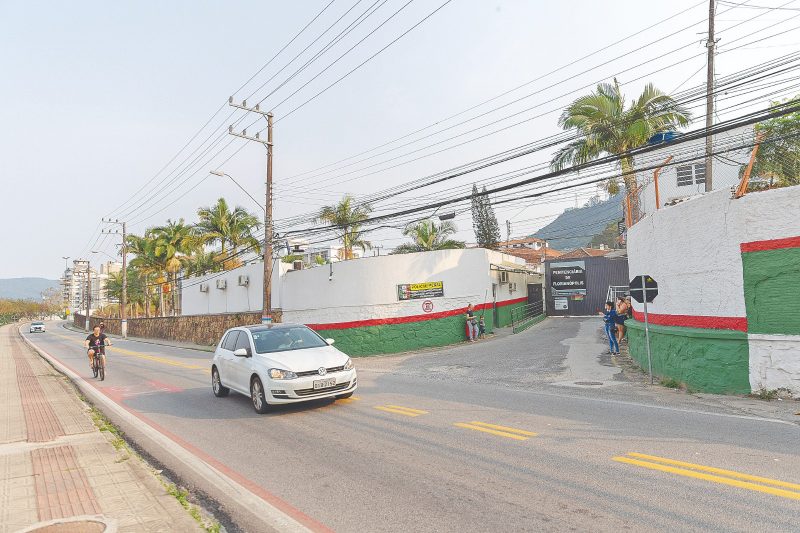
752 387 779 401
660 377 682 389
163 482 221 533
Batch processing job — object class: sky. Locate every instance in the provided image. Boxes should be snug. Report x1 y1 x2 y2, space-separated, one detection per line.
1 0 797 279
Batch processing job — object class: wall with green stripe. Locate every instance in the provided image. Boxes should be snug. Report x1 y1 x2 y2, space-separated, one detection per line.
317 310 496 357
496 300 526 328
626 320 750 394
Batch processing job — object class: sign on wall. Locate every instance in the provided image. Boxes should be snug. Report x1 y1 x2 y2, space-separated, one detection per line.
397 281 444 301
554 297 568 310
550 261 587 296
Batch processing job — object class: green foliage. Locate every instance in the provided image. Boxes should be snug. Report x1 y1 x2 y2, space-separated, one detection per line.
750 96 800 187
0 297 59 325
195 198 262 268
589 220 622 249
471 185 501 249
551 79 691 192
281 254 304 264
660 377 682 389
391 219 466 254
752 387 779 401
318 195 373 259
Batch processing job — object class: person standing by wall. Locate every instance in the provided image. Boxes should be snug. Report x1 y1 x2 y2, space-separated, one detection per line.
601 301 620 355
465 304 478 342
615 296 629 345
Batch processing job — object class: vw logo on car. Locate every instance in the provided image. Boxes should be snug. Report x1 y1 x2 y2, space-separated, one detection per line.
318 367 327 376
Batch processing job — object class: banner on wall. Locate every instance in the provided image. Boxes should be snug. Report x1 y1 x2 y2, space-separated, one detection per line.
550 261 587 297
397 281 444 301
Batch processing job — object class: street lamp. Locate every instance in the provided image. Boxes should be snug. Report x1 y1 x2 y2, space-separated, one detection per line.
209 170 265 215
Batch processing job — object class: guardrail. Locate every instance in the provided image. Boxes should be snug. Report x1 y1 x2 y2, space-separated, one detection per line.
510 301 545 334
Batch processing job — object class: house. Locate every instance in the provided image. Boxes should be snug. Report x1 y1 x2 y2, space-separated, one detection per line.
498 237 562 273
634 124 754 217
555 246 613 260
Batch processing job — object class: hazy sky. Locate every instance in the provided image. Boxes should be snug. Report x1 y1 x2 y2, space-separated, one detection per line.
1 0 796 279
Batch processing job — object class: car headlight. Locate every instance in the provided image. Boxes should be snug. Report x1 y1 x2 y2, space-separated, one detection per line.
343 358 354 371
268 368 297 380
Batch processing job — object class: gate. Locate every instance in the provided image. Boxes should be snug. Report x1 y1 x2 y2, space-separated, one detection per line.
511 284 545 334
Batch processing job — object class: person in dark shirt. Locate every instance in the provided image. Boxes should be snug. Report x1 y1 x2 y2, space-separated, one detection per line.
465 304 478 342
600 301 620 355
84 325 110 370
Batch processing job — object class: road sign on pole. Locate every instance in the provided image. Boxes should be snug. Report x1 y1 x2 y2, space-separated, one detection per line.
629 275 658 384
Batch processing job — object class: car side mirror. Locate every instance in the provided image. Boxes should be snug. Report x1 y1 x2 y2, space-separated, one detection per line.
325 338 335 345
233 348 250 357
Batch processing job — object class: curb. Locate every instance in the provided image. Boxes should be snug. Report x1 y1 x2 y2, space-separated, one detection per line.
18 328 317 533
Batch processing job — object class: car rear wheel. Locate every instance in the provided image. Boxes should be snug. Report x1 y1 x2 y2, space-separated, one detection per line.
250 376 270 414
212 367 229 397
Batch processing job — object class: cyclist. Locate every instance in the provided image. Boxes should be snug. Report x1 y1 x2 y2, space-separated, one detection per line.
84 325 110 373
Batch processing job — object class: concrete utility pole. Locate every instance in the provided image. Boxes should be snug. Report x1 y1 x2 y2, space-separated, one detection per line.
102 219 128 337
506 220 511 246
228 98 274 324
705 0 716 192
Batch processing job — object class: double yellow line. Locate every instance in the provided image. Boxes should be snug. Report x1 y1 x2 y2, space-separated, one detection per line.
615 452 800 501
455 421 537 441
374 405 429 417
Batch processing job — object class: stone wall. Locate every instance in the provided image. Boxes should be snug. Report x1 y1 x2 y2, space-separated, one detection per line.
74 312 276 346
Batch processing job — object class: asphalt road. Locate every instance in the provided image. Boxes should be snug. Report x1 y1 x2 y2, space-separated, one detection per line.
20 320 800 532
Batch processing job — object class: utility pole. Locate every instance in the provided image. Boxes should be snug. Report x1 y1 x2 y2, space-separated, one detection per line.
61 256 70 312
228 98 274 324
74 259 91 331
705 0 716 192
102 219 128 337
506 220 511 246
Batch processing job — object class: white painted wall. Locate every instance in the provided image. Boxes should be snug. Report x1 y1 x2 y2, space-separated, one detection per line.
180 248 539 324
627 185 800 318
180 261 289 315
749 334 800 393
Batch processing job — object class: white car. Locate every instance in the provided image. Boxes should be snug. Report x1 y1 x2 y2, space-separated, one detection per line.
211 323 357 413
29 321 46 333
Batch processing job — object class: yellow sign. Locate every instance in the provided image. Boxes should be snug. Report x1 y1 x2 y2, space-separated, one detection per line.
397 281 444 300
408 282 443 291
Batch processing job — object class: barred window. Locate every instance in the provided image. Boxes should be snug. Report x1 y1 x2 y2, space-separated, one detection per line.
676 164 706 186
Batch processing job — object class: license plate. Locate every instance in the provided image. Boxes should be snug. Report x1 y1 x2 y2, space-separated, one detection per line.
313 378 336 390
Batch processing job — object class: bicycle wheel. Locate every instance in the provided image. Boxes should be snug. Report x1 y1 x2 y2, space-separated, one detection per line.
99 361 105 381
92 360 98 378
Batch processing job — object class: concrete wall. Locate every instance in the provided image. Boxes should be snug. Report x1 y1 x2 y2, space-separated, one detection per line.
627 185 800 394
181 261 289 315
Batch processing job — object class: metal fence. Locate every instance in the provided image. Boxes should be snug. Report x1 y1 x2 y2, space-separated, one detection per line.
510 300 545 334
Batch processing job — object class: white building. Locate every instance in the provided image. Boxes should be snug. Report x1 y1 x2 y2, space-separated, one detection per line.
64 260 122 315
634 125 754 217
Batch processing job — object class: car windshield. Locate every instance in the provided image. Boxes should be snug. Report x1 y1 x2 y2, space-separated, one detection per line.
251 327 328 354
32 322 44 325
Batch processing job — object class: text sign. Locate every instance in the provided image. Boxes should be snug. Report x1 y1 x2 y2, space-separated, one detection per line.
629 275 658 303
550 261 587 296
397 281 444 301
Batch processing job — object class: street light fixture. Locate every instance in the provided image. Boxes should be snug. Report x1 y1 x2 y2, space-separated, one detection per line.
209 170 265 215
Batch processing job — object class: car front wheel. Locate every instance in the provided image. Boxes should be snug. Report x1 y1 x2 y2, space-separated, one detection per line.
212 367 229 397
250 376 270 414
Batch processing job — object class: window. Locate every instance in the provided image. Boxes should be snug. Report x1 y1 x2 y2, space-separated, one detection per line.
222 331 239 351
251 326 328 354
676 164 706 186
234 332 252 355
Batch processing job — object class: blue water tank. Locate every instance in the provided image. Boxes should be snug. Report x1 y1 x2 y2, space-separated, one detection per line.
647 131 680 145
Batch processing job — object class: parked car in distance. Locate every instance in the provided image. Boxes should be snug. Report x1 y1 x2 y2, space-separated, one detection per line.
211 323 356 413
29 321 46 333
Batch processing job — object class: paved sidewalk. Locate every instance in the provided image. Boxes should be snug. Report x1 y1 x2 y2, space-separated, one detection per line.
0 325 203 533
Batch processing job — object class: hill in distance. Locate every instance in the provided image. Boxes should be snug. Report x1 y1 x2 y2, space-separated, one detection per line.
533 194 623 251
0 278 60 300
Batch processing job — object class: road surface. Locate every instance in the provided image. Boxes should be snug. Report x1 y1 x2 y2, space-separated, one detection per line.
19 319 800 532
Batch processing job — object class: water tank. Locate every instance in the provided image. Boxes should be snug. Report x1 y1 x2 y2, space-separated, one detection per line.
647 131 680 145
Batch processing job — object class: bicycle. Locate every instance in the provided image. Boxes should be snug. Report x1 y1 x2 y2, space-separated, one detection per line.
90 350 105 381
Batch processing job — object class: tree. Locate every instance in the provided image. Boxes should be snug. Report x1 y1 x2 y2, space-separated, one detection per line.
148 219 199 316
551 79 691 195
471 185 501 249
392 219 466 254
318 195 373 260
589 220 622 249
184 250 224 277
749 96 800 187
195 198 262 269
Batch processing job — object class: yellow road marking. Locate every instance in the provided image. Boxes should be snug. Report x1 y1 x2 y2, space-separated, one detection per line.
374 405 428 417
466 421 537 437
336 396 361 404
625 452 800 492
50 332 209 373
614 454 800 501
454 423 529 441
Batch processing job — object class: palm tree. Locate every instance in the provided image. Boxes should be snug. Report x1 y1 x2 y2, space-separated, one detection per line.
184 250 224 277
127 234 161 318
318 195 373 260
392 219 466 254
551 79 691 195
148 219 198 315
195 198 262 269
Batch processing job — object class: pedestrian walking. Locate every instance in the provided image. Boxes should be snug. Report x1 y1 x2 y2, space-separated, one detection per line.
600 301 620 355
465 304 478 342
